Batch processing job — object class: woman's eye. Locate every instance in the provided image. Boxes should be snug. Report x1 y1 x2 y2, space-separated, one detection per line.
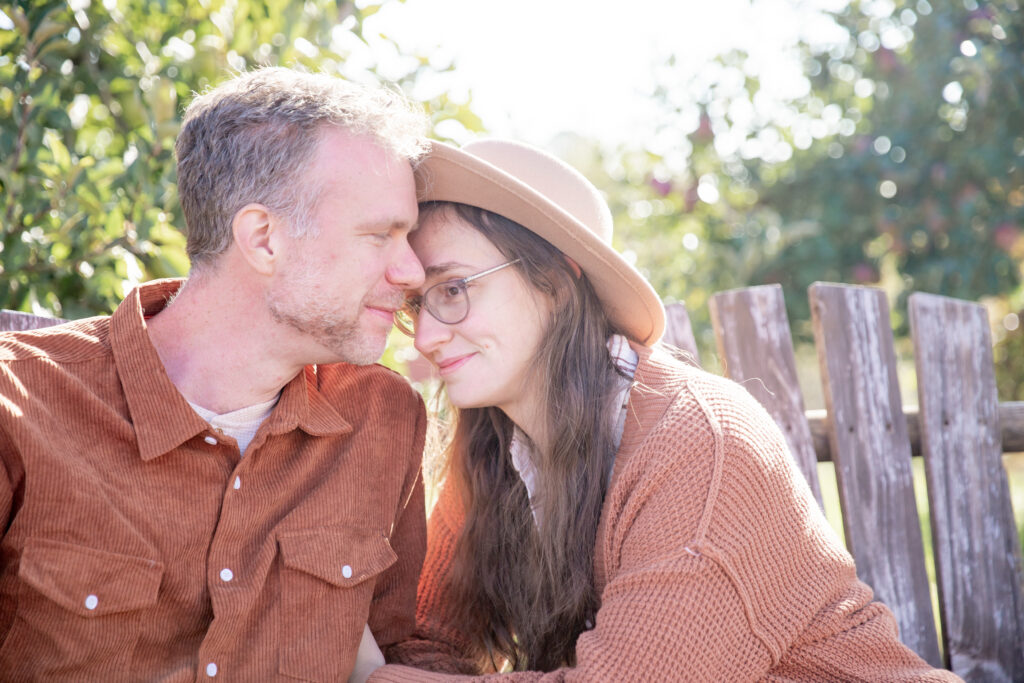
442 284 463 299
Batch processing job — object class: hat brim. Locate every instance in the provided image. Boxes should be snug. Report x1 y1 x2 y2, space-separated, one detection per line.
414 141 665 346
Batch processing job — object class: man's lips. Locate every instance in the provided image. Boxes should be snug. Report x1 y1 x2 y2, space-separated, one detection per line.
435 353 475 376
365 302 401 321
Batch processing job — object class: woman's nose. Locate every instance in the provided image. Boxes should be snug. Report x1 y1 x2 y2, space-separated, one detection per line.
413 309 454 359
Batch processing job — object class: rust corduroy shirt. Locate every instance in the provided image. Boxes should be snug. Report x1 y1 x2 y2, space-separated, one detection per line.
0 280 427 681
375 345 961 682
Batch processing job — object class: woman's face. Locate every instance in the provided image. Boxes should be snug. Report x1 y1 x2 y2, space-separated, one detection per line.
409 211 552 421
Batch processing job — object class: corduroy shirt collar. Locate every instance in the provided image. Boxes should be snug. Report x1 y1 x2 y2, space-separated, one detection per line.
109 279 351 461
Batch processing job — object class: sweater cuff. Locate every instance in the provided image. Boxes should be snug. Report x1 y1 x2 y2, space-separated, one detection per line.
369 663 475 682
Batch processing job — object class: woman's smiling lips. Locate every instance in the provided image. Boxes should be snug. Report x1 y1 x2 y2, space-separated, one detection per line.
436 353 476 376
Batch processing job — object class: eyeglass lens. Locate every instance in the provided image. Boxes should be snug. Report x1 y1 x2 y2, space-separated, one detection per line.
395 279 470 334
394 259 520 336
425 281 470 324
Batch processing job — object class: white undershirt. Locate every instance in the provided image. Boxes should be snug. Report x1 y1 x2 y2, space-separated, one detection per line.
509 335 638 524
188 395 279 456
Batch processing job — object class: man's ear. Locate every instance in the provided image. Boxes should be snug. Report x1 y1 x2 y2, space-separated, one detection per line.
232 203 281 276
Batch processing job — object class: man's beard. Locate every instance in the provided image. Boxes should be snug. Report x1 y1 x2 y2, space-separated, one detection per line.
269 300 378 365
266 259 386 366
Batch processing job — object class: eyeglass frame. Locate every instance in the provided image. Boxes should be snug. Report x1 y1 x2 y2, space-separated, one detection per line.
394 258 522 336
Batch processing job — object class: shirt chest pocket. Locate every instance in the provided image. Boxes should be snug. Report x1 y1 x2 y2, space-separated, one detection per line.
1 538 164 676
277 527 397 682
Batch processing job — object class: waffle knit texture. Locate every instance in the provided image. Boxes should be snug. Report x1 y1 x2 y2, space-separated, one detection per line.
372 344 961 682
0 279 427 681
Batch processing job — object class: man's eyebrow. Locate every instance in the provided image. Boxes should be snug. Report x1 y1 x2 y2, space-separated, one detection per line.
424 262 469 279
355 218 414 232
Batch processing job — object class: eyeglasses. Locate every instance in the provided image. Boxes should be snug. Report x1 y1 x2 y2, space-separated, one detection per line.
394 259 521 336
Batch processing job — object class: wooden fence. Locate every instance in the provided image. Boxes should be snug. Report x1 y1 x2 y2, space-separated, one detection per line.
662 283 1024 682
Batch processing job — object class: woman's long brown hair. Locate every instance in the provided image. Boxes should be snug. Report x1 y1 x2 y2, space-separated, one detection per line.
421 202 628 672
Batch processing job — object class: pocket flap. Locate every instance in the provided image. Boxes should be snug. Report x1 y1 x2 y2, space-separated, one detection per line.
278 527 397 588
19 538 164 617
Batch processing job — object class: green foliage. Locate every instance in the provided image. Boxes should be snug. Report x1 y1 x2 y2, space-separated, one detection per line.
995 320 1024 400
0 0 478 318
749 0 1024 326
586 0 1023 379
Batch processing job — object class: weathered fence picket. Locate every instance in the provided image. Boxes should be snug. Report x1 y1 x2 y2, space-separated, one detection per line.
0 310 64 331
707 284 824 508
909 292 1024 680
809 282 942 667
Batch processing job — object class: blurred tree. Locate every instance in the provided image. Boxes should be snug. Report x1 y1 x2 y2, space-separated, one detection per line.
751 0 1023 327
0 0 481 319
601 0 1023 362
994 326 1024 399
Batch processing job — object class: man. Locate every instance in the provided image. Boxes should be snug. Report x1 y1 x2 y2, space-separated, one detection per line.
0 68 429 680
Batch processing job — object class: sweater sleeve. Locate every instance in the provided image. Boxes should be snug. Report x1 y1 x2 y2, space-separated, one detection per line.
369 448 775 682
370 390 777 682
370 554 767 682
371 368 961 682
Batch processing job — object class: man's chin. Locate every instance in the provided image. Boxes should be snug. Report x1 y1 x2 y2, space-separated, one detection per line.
327 334 387 366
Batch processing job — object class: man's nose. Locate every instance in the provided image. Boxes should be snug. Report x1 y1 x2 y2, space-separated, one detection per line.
387 237 425 289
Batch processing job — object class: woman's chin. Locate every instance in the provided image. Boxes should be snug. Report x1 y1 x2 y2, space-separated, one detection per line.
446 388 491 411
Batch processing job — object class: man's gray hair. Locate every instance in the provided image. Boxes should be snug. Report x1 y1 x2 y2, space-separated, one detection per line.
175 67 429 270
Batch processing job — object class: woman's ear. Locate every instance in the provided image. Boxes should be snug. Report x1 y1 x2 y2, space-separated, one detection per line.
563 255 582 279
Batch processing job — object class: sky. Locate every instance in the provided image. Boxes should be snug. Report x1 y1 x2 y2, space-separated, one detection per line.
361 0 850 148
0 0 851 151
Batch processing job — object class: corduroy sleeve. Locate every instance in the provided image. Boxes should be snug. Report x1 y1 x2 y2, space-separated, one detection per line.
375 484 482 678
0 449 10 537
372 393 429 652
0 367 16 534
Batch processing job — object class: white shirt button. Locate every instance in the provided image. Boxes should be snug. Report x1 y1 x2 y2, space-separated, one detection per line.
233 477 241 490
84 594 98 610
206 662 218 677
204 435 217 445
220 568 234 582
341 564 353 579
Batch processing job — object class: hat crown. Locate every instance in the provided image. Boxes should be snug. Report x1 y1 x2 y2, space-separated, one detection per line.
415 138 666 345
461 140 614 244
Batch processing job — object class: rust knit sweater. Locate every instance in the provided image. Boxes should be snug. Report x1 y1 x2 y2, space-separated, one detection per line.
372 345 961 682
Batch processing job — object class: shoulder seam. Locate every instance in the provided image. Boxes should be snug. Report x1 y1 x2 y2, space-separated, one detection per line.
683 378 726 545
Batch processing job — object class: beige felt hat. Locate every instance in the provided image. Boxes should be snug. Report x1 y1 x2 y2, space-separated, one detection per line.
414 139 665 346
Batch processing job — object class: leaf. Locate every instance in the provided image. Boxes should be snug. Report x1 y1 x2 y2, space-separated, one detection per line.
42 107 71 131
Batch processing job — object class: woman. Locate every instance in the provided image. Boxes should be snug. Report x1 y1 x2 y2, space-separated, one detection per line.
370 140 958 681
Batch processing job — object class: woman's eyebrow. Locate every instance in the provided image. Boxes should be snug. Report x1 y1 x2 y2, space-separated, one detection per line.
424 262 470 279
